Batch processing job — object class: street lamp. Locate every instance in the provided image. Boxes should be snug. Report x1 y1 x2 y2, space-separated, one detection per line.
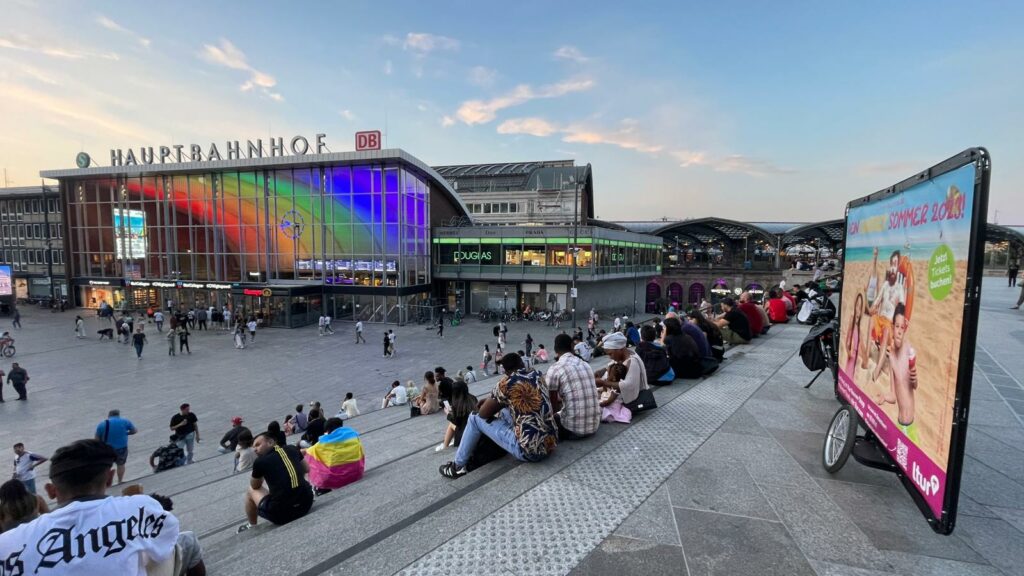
503 287 508 313
632 248 639 317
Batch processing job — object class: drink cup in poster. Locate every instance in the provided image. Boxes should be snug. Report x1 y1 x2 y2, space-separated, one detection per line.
908 346 917 371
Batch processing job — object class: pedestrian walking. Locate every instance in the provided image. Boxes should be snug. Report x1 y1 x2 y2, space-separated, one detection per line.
75 315 86 338
11 309 21 329
178 325 191 354
5 363 29 401
94 409 137 484
388 330 396 357
318 315 326 336
125 314 135 335
197 308 208 331
437 320 444 339
481 344 493 374
246 318 257 341
152 310 164 332
11 443 47 494
166 329 176 356
233 324 246 349
525 333 534 357
1010 257 1020 287
132 328 147 359
169 403 200 464
383 332 391 358
355 320 365 343
324 314 334 334
223 307 232 331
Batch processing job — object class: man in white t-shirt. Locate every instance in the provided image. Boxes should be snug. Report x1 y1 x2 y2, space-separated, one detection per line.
381 381 408 408
355 320 365 344
573 337 593 361
318 315 326 336
324 315 334 334
0 440 179 575
12 443 47 494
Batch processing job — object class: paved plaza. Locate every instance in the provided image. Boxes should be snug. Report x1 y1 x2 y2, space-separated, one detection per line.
0 285 1022 575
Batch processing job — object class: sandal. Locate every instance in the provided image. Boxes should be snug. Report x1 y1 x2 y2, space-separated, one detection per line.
439 461 467 479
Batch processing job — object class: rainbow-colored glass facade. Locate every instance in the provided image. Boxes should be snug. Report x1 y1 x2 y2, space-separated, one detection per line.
63 164 431 287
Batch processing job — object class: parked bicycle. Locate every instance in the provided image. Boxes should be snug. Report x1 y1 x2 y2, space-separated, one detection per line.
0 332 15 358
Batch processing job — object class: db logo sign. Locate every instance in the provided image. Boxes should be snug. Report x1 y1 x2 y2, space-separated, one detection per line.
355 131 381 151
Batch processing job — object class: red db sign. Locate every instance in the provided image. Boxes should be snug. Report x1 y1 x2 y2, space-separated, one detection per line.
355 131 381 151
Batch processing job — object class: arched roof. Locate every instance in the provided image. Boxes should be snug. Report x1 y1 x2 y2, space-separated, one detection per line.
986 223 1024 246
638 217 779 247
781 219 846 247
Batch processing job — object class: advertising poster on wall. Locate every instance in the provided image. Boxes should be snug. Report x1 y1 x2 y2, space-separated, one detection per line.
837 149 989 532
113 208 147 259
0 265 11 296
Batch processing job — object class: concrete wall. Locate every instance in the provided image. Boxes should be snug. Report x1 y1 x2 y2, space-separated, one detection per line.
577 277 646 319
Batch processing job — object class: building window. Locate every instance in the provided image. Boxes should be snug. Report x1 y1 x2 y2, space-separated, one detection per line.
27 250 35 264
33 224 41 238
59 250 65 264
522 245 545 266
510 203 518 213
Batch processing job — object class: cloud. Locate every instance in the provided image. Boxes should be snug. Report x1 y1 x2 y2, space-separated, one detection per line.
497 116 793 176
403 33 459 55
441 115 455 127
672 150 794 176
0 80 155 141
19 64 59 86
0 34 119 60
95 15 150 48
384 60 393 75
498 116 661 153
340 109 356 121
553 45 590 63
455 77 595 125
496 117 558 137
467 66 497 87
199 39 282 101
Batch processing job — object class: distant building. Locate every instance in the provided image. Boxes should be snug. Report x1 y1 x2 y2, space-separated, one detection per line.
433 160 591 226
0 186 67 304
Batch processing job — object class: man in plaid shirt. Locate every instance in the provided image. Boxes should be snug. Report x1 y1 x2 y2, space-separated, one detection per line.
546 334 601 439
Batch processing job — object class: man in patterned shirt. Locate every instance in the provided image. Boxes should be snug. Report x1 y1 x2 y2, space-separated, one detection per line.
546 334 600 440
439 354 558 479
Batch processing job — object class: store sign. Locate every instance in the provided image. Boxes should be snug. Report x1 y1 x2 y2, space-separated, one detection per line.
0 266 11 296
355 130 381 151
88 280 112 286
128 280 233 290
454 251 492 262
242 288 273 297
108 134 328 167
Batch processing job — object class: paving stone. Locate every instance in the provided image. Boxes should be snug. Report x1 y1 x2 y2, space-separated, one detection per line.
817 479 985 564
698 431 818 490
664 451 779 521
717 406 770 437
676 507 816 576
987 506 1024 533
758 481 886 570
954 514 1024 576
969 399 1022 428
568 536 687 576
960 455 1024 509
612 485 682 547
768 428 900 489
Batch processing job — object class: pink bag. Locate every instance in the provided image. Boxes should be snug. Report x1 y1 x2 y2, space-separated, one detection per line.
601 399 632 424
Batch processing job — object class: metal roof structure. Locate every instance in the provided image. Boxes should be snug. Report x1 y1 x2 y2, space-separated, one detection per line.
780 219 846 246
987 223 1024 246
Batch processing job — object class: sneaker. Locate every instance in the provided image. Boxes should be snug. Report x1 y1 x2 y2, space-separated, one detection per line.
434 443 447 452
236 523 253 534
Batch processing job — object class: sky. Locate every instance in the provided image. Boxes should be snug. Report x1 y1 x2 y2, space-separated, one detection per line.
1 1 1022 224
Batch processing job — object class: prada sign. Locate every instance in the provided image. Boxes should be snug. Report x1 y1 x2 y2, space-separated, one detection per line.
110 134 328 167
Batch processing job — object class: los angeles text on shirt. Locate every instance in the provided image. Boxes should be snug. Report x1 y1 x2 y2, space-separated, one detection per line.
1 506 169 575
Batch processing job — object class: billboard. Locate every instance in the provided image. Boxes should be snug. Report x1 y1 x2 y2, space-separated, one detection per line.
0 265 11 296
113 208 147 259
837 148 989 533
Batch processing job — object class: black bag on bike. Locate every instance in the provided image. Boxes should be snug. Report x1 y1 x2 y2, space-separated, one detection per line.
799 327 828 371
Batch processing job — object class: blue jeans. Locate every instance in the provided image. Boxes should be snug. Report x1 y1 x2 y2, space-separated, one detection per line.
455 409 524 468
176 432 196 464
21 478 36 494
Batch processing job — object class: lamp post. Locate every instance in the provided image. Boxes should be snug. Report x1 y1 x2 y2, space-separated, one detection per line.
632 248 639 317
571 177 579 328
503 287 508 313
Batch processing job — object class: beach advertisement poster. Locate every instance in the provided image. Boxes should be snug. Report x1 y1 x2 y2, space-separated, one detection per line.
113 208 147 259
837 162 976 520
0 265 11 296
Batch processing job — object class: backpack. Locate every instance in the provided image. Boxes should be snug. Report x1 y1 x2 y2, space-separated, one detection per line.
492 326 500 337
800 328 827 371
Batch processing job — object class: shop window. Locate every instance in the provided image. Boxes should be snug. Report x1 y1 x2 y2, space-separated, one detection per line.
522 245 545 266
503 247 522 265
547 246 569 266
577 247 593 267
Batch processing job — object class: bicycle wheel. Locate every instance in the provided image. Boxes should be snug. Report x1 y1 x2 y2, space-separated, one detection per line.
2 345 14 358
822 404 857 473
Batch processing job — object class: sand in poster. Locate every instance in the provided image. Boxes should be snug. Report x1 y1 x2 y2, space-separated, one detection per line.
837 162 974 518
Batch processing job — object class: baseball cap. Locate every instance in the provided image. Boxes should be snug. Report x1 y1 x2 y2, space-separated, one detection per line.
231 416 243 425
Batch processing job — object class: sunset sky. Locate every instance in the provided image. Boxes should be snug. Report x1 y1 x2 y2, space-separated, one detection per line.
2 1 1021 223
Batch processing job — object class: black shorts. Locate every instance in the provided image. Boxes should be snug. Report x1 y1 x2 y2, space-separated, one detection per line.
257 490 313 525
113 447 129 465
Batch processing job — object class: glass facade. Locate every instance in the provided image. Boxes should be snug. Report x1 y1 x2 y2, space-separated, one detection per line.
434 235 660 276
62 162 434 324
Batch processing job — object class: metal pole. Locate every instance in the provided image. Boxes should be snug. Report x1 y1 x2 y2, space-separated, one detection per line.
571 179 579 328
632 249 638 317
42 181 55 303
